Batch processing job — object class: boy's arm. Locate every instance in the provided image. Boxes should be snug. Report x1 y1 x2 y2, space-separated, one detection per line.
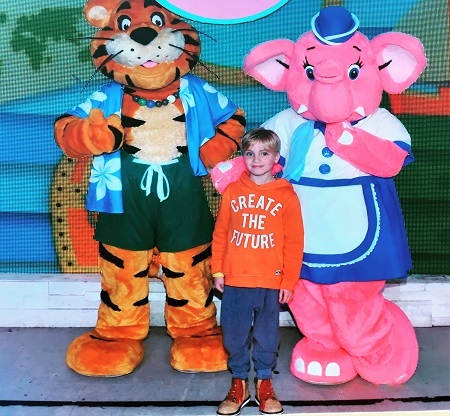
279 289 293 304
280 194 304 291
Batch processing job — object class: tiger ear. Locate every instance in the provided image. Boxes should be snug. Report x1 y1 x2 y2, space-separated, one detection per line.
84 0 119 28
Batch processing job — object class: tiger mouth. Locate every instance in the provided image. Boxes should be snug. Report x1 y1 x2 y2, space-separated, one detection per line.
142 60 159 68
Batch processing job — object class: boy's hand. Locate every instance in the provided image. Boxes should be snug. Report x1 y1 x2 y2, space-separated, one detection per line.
213 276 225 292
279 289 293 304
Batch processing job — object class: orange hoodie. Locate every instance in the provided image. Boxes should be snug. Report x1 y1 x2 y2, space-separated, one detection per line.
212 172 304 291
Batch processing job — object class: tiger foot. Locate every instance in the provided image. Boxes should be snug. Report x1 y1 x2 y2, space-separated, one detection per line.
66 331 145 377
170 334 228 373
290 337 357 385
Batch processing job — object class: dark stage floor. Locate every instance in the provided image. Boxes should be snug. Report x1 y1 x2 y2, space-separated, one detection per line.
0 326 449 416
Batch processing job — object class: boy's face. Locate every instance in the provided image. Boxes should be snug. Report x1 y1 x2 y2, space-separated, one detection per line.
243 141 280 183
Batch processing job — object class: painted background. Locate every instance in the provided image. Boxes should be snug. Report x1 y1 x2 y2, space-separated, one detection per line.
0 0 448 274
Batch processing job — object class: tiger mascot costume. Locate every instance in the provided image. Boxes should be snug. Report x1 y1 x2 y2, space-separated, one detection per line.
54 0 245 377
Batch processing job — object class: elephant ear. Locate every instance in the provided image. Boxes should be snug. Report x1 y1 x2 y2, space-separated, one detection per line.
243 40 295 91
371 32 427 94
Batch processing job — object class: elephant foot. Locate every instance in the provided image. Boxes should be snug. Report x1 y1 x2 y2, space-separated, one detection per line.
352 301 419 385
290 337 357 385
66 331 145 377
170 333 228 373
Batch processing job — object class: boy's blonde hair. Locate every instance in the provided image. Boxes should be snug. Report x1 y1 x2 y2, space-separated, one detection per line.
241 127 281 154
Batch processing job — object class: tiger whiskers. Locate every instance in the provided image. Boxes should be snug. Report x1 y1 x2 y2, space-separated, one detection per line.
76 36 116 41
169 44 219 79
84 50 124 90
171 28 217 42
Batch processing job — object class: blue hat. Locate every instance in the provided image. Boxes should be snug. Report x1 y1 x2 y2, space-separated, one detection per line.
311 6 359 45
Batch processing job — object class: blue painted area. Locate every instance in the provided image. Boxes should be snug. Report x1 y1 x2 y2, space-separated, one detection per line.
0 164 55 214
0 212 58 272
0 113 62 164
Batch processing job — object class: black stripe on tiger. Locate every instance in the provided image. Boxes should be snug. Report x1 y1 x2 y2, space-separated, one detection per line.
134 267 150 278
173 114 186 122
192 245 211 266
205 288 214 308
144 0 163 8
123 143 141 154
217 128 240 150
166 296 188 307
231 113 247 127
108 125 124 150
101 66 114 80
99 243 124 269
93 45 109 59
116 1 131 13
133 297 149 306
121 114 146 128
162 266 184 278
184 34 199 47
100 290 121 311
125 74 136 87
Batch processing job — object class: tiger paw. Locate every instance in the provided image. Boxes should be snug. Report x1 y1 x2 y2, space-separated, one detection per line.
170 334 228 373
66 331 145 377
290 337 357 385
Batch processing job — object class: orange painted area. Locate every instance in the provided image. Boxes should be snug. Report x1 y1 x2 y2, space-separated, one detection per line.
389 87 450 115
68 208 98 267
71 157 90 184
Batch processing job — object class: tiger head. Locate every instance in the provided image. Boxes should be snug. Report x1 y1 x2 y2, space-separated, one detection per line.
84 0 200 90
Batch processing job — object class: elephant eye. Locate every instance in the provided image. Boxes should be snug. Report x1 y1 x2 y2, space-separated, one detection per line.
348 64 360 80
305 65 315 81
348 59 363 80
303 57 315 81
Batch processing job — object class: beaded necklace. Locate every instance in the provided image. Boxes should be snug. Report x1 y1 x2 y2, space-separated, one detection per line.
127 90 180 108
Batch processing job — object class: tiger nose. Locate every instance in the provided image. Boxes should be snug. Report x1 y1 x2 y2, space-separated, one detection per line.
130 27 158 45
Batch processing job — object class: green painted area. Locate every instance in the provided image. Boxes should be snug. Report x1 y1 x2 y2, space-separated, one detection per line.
10 7 87 71
395 115 450 274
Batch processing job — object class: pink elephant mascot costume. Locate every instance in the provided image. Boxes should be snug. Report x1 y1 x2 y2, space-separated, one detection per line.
243 6 427 385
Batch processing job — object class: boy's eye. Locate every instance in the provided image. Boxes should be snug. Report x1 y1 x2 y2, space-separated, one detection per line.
244 151 253 157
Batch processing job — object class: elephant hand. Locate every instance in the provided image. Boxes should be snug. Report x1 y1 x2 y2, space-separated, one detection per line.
324 121 355 152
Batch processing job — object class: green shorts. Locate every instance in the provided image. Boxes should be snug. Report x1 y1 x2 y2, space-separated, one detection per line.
94 151 214 252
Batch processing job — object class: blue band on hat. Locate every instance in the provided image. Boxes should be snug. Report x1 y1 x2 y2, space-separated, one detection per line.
311 6 359 45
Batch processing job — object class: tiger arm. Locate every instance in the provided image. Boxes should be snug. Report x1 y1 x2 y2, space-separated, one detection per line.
54 108 124 159
199 107 246 169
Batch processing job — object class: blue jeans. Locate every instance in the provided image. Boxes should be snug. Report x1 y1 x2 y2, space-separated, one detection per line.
220 286 280 380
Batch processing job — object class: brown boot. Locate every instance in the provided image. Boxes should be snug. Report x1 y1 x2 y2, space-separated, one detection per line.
217 378 250 416
254 378 283 415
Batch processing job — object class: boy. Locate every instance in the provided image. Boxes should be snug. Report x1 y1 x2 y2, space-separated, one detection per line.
212 127 304 416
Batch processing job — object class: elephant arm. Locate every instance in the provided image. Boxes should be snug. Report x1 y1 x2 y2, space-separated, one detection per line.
325 121 409 177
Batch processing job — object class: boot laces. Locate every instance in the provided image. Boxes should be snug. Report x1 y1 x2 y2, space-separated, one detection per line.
258 379 277 402
225 378 244 403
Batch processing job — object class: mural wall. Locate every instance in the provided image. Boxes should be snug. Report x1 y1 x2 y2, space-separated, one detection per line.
0 0 449 274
